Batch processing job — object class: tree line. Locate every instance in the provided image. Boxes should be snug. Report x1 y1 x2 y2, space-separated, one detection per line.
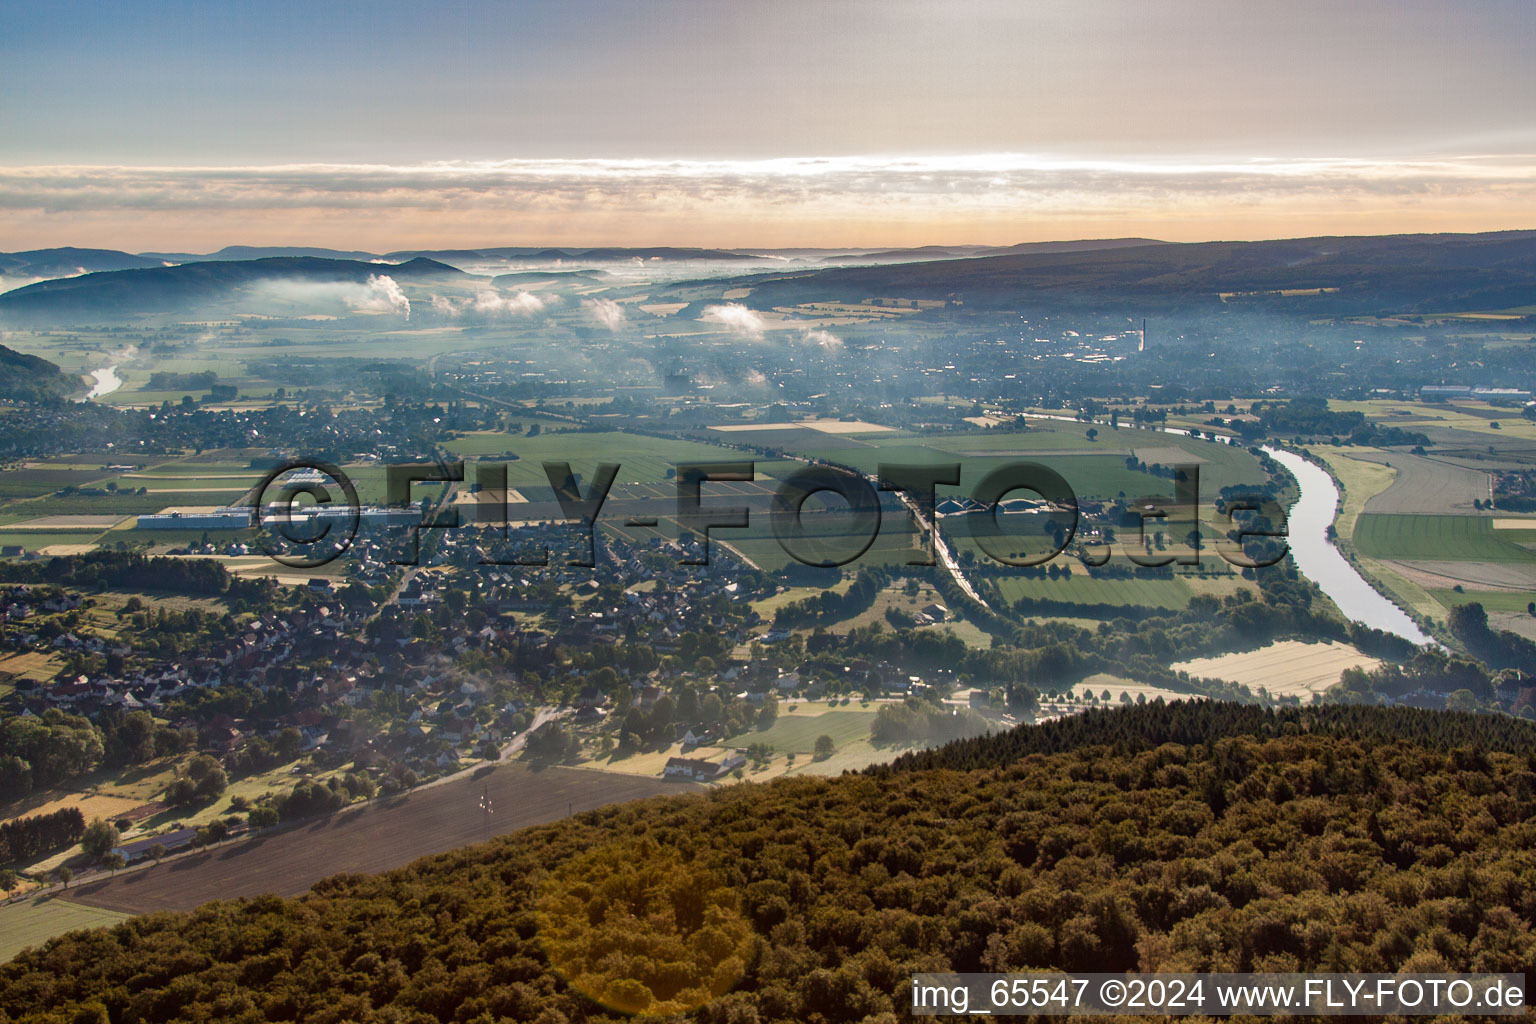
0 806 84 865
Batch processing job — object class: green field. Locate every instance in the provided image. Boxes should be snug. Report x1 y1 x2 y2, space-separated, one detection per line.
1354 514 1536 562
725 707 877 753
0 531 107 553
0 897 130 962
1427 589 1536 614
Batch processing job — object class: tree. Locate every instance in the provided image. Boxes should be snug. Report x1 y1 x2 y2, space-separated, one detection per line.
813 735 835 761
0 868 16 898
101 852 126 875
148 843 167 864
81 818 119 860
186 754 228 800
53 866 72 889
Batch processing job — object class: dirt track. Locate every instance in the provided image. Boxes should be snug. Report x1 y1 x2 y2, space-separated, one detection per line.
69 765 688 915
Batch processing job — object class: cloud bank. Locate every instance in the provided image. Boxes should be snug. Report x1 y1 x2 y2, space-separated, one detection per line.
3 154 1535 249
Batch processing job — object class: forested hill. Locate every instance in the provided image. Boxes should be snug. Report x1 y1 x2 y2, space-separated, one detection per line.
4 703 1534 1022
0 343 69 401
705 230 1536 315
881 701 1536 773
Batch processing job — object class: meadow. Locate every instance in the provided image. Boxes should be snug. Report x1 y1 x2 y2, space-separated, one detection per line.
724 705 879 754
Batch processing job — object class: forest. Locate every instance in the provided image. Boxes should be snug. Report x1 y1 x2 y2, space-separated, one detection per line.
1 702 1532 1023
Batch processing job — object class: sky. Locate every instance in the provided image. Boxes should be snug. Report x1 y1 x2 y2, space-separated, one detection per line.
2 0 1535 250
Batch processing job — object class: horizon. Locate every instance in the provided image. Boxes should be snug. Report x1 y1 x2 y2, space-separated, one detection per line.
4 1 1535 250
12 225 1536 259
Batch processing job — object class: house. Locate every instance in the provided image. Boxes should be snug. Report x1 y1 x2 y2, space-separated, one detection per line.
663 756 735 782
921 602 948 622
679 726 715 748
307 578 335 594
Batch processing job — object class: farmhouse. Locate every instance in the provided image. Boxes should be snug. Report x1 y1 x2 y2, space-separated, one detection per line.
662 755 744 782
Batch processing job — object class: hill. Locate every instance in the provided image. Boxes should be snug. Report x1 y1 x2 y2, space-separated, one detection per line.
709 230 1536 315
2 703 1532 1021
0 248 164 282
137 246 382 262
0 343 70 401
816 239 1166 264
387 246 763 264
0 256 471 322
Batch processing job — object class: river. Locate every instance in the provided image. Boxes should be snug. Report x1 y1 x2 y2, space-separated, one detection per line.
82 365 123 400
1025 413 1432 644
1262 446 1432 645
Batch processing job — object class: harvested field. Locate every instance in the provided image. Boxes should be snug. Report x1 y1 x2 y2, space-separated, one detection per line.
1172 640 1380 699
1351 451 1491 514
67 765 684 915
1386 559 1536 591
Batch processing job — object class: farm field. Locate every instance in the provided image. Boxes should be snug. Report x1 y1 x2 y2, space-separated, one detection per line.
1305 445 1398 539
1346 451 1491 515
0 897 130 963
1352 514 1536 562
1427 588 1536 614
1172 640 1380 699
65 765 684 917
1328 399 1536 442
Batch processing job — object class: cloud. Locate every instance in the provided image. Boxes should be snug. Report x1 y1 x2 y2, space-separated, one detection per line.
429 288 555 319
363 274 410 316
701 303 765 338
249 274 410 316
0 274 47 295
800 328 842 349
583 297 625 331
3 154 1535 248
0 266 90 295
